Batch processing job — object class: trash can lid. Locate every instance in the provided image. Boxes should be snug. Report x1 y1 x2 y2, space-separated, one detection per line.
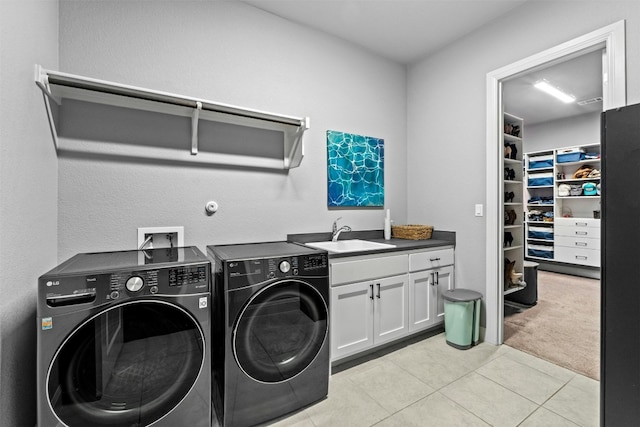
443 289 482 302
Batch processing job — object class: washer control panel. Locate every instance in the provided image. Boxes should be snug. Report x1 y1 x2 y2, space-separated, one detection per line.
41 263 210 311
108 265 209 300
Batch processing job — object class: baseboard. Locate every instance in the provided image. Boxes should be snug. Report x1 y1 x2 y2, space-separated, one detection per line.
537 261 600 279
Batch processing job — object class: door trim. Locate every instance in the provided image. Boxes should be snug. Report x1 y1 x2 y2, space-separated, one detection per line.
484 20 626 345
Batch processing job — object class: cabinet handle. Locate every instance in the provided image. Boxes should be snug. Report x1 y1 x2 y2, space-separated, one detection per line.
576 255 588 260
430 257 441 262
575 231 588 236
575 222 588 226
376 283 381 299
575 242 587 247
370 284 374 300
430 272 435 286
435 271 440 285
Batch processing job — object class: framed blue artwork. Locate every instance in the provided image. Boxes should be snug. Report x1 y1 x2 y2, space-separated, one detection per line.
327 130 384 207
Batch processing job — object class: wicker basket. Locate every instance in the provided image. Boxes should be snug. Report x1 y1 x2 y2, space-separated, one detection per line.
391 224 433 240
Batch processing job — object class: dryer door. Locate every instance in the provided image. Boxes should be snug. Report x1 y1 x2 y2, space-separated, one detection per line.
47 300 204 427
233 279 328 383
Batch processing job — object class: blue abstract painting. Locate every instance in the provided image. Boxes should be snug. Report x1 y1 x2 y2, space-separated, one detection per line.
327 130 384 207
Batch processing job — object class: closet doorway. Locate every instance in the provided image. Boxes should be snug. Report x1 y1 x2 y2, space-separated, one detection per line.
484 20 626 347
499 50 603 379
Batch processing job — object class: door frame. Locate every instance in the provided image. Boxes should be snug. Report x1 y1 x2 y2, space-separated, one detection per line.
484 20 626 345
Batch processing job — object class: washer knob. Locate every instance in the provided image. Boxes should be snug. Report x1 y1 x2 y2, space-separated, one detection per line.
126 276 144 292
279 260 291 273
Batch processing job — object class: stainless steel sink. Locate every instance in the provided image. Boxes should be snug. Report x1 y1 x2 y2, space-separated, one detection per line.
304 239 396 253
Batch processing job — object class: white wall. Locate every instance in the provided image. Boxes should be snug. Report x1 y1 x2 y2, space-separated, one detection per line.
407 1 640 318
56 1 408 261
526 112 601 153
0 1 58 426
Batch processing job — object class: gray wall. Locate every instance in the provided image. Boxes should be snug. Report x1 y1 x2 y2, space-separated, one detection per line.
526 112 601 153
56 1 408 261
0 1 58 426
407 1 640 303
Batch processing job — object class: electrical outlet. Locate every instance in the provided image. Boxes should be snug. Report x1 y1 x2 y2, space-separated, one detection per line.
137 226 184 249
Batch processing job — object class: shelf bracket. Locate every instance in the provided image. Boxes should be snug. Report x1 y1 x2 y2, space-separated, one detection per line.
34 65 60 151
191 101 202 155
283 116 309 169
34 64 61 105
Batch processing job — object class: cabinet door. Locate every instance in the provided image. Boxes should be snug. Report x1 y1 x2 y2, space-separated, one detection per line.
432 266 454 323
408 270 433 332
330 281 374 360
373 274 409 345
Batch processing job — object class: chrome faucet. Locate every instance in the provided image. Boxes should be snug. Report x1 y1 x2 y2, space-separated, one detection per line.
331 217 351 242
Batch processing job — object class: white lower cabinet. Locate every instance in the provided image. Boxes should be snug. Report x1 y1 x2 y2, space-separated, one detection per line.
408 265 454 332
331 274 409 360
330 247 455 362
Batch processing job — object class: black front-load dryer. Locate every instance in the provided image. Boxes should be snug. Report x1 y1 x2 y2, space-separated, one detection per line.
37 246 211 427
207 242 329 427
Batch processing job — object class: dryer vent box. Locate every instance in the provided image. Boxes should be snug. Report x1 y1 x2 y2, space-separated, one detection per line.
137 226 184 249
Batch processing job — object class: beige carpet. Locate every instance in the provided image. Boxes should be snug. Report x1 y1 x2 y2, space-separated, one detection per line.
503 270 600 380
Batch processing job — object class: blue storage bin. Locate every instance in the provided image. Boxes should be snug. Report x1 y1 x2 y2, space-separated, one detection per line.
529 159 554 169
528 244 554 259
528 226 554 240
557 152 586 163
528 172 553 187
529 154 553 169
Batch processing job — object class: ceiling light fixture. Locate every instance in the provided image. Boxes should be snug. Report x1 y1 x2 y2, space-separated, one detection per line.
534 80 576 103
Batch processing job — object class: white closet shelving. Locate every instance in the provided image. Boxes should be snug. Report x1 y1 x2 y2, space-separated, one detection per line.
34 65 310 170
524 149 555 262
524 143 601 267
503 112 525 295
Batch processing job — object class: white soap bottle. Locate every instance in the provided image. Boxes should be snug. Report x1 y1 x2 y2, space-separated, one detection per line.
384 209 391 240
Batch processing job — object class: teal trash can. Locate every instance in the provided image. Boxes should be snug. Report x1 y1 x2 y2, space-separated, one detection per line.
443 289 482 350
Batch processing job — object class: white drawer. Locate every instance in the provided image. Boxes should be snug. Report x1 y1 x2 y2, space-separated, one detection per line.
409 248 454 272
554 246 601 267
555 235 600 250
555 225 601 239
554 218 600 229
330 254 408 286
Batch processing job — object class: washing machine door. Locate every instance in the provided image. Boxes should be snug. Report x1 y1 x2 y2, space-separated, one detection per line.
233 279 328 383
47 300 204 427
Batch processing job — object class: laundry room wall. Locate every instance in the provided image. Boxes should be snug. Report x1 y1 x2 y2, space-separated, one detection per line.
56 0 408 261
0 1 59 426
407 1 640 317
525 112 601 153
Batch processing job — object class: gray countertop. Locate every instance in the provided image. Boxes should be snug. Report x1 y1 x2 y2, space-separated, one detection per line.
287 229 455 258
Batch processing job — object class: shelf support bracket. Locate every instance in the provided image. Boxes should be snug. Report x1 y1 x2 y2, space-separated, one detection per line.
191 101 202 155
34 64 61 105
283 117 309 169
34 65 60 151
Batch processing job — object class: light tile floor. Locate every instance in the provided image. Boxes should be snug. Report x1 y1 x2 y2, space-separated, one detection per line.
268 333 599 427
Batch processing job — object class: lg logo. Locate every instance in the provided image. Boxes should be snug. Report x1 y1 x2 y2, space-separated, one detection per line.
46 280 60 287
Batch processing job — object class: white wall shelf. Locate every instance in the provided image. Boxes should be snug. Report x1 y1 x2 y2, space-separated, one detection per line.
34 65 310 169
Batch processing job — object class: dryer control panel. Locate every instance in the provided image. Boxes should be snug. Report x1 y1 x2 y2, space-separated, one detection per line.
226 253 328 290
